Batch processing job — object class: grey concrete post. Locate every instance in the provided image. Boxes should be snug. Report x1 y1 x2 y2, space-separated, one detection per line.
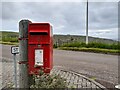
19 20 30 88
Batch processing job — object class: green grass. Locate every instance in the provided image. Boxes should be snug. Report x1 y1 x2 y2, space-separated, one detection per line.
59 47 120 55
58 41 120 55
0 41 19 45
0 31 19 43
1 31 119 55
61 42 120 50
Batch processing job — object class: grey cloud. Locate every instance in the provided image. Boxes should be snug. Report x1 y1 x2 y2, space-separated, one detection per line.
1 1 118 39
88 2 118 30
2 2 19 20
9 2 86 34
0 2 2 18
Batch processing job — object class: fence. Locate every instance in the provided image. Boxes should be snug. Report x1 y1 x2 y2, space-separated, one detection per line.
1 57 19 89
1 57 109 89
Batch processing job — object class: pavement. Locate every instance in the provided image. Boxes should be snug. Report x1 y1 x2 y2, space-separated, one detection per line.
1 59 106 89
1 44 119 88
51 66 107 89
53 49 118 86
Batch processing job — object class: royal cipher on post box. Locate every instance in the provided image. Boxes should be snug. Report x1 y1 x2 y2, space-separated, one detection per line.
28 23 53 74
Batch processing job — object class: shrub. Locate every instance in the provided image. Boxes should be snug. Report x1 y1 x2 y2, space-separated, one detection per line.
53 44 58 48
59 47 120 55
61 42 120 50
2 37 18 42
30 69 67 88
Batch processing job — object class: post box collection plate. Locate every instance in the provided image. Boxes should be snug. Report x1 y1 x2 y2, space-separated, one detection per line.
35 49 43 66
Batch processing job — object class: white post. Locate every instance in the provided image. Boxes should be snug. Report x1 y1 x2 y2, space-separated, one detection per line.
86 0 88 44
13 54 17 88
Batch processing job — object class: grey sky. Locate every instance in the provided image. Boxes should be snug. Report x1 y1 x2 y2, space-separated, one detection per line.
0 0 119 40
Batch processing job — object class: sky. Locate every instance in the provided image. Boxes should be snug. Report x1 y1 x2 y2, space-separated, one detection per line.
0 0 119 40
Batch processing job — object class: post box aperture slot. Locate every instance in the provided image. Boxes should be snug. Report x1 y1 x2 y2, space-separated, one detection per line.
29 30 48 35
35 49 43 67
30 32 48 35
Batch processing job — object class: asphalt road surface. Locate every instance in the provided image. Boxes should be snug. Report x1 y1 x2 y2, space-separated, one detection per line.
1 44 119 87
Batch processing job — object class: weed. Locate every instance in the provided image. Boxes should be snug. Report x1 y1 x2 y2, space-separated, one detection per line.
30 69 68 88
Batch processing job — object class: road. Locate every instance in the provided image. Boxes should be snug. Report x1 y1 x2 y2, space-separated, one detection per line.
1 44 118 87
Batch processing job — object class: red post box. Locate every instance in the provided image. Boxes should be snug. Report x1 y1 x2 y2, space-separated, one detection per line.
28 23 53 74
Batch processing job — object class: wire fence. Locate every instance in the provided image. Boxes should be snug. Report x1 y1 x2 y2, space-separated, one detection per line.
1 57 109 89
1 57 19 89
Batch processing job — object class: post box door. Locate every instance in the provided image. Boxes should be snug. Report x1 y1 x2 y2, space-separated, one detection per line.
28 23 53 74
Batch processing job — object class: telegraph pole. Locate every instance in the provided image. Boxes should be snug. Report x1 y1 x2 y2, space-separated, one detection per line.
86 0 88 44
19 20 31 88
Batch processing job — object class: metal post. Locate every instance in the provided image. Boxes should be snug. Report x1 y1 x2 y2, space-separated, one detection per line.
13 54 17 88
86 0 88 44
19 20 31 88
118 1 120 86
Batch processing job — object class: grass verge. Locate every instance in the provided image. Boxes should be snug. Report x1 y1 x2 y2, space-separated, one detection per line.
59 47 120 55
0 41 19 45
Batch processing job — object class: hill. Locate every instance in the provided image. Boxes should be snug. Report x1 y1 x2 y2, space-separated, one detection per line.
53 34 118 45
1 31 19 42
0 31 118 45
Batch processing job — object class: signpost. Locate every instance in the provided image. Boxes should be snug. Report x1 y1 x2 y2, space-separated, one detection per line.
115 85 120 89
11 46 19 88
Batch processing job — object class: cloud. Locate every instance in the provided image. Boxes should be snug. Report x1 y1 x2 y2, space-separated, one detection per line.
89 28 118 40
0 2 2 30
1 0 119 2
1 1 118 40
88 2 118 30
